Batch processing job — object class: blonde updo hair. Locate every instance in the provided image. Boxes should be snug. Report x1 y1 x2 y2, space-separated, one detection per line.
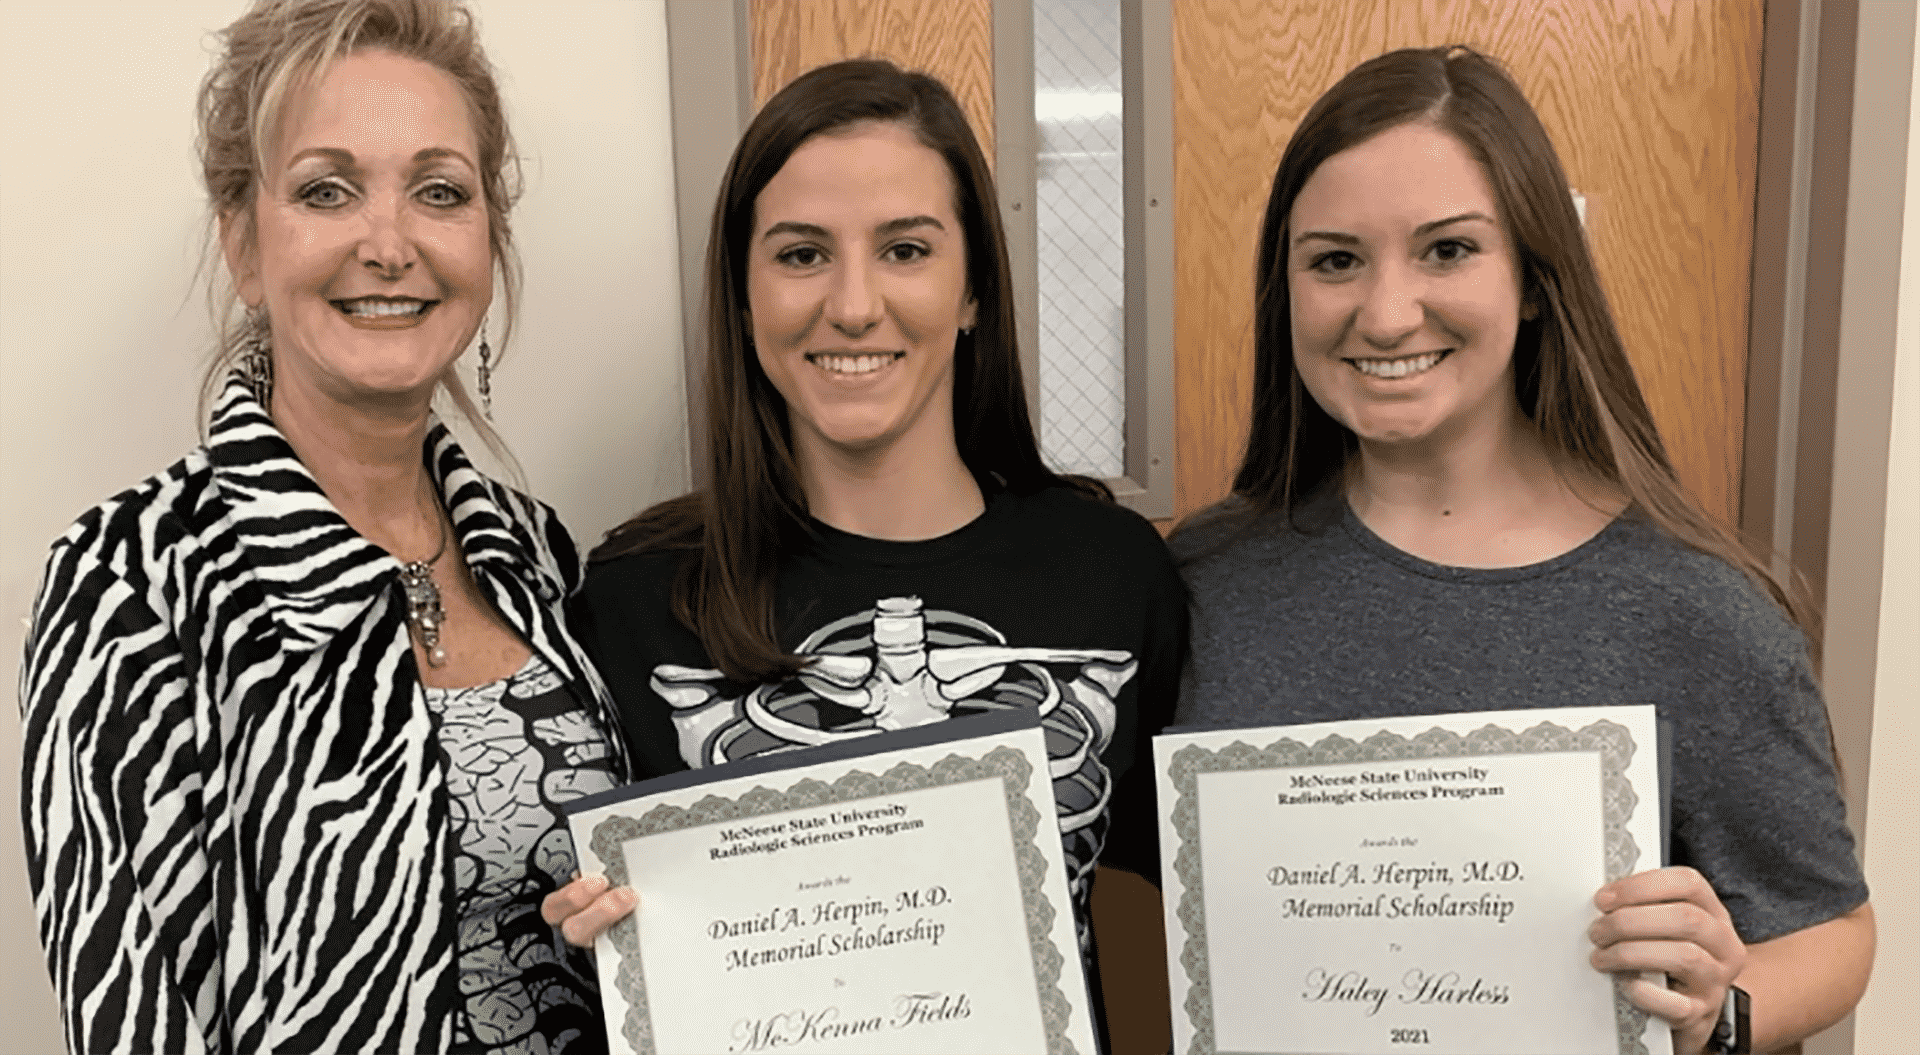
196 0 522 438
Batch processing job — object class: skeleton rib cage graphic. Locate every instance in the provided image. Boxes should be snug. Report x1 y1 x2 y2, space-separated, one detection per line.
652 596 1138 899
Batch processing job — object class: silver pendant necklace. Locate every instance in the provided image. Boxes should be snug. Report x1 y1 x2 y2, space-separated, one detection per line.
399 501 451 668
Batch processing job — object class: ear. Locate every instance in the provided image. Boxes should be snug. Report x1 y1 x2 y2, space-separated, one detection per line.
219 208 264 308
959 295 978 334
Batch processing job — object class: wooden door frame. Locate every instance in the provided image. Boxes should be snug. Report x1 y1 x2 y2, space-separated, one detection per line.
1743 0 1854 612
994 0 1177 518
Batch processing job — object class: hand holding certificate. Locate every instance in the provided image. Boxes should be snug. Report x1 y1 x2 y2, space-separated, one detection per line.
566 710 1098 1055
1155 705 1670 1055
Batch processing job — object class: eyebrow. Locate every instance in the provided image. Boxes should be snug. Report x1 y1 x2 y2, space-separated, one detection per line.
761 215 947 242
411 146 475 170
285 146 476 171
1414 211 1492 237
1291 211 1494 248
1292 229 1359 249
876 215 944 237
288 147 358 172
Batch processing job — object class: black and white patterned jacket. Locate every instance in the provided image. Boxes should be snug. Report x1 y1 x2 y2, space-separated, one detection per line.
19 375 628 1054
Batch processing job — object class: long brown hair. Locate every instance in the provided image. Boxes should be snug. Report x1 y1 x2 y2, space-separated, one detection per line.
595 58 1106 681
1184 45 1815 637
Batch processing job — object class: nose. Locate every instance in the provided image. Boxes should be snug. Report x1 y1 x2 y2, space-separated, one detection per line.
356 194 417 279
826 254 880 340
1354 259 1423 350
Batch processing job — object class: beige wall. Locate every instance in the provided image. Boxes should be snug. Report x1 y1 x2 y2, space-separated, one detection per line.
1849 4 1920 1048
0 1 685 1051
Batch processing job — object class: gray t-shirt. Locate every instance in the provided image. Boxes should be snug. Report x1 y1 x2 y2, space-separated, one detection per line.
1172 492 1867 943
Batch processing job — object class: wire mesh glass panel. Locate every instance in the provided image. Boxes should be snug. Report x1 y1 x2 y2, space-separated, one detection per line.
1034 0 1125 478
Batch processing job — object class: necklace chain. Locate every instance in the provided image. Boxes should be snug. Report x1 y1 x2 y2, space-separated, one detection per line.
399 488 451 668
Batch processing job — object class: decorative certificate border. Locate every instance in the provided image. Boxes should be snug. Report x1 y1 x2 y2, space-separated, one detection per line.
588 745 1082 1055
1165 719 1650 1055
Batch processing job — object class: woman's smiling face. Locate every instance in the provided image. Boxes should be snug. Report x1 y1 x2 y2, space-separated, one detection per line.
1287 121 1528 453
746 120 977 464
227 47 492 407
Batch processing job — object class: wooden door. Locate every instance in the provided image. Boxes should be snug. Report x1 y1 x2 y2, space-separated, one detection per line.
750 0 997 162
744 3 1764 1052
1137 2 1764 1048
744 0 1765 527
1172 0 1765 524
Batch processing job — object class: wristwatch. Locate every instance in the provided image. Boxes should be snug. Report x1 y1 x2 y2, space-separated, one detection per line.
1704 984 1750 1054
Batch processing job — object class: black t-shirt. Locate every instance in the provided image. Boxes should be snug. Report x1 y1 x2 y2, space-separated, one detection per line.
575 484 1187 960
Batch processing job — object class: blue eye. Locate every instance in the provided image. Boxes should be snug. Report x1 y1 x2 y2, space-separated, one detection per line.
418 181 470 208
298 178 353 209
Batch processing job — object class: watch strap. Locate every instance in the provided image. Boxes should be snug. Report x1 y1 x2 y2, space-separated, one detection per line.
1705 984 1751 1054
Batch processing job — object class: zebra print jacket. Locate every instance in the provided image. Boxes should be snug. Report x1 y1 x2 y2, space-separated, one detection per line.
19 376 629 1054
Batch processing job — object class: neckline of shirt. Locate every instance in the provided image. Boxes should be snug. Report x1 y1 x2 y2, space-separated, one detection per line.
1337 495 1628 585
420 652 545 700
800 486 1016 569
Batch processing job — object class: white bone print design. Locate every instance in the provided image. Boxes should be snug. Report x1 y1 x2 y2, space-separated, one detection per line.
652 596 1136 899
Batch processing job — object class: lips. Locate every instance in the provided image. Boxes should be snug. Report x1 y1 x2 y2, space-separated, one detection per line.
1347 350 1447 380
332 296 436 319
806 351 904 376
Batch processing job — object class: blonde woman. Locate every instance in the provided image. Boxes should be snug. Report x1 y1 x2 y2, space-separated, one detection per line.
19 2 623 1051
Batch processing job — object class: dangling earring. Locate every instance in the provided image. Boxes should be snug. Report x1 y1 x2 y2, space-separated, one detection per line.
241 315 273 410
477 320 493 420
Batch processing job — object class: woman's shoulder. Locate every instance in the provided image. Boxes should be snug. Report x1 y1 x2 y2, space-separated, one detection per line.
28 449 218 646
984 487 1186 613
575 529 697 658
585 540 687 590
1597 515 1811 667
45 448 218 565
1600 518 1780 611
580 503 694 619
1167 492 1334 570
587 492 704 564
1010 483 1171 555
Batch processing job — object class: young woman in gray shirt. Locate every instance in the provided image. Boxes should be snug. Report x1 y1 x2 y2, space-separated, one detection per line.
1171 45 1871 1055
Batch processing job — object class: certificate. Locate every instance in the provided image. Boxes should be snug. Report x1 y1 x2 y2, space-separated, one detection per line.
566 709 1098 1055
1154 706 1670 1055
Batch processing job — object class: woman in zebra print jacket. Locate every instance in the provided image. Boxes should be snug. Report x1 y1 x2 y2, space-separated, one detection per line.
19 2 627 1052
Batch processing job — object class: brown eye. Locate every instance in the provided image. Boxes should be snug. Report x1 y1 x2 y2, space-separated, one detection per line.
776 245 824 268
1427 239 1477 266
883 241 929 264
1310 250 1359 275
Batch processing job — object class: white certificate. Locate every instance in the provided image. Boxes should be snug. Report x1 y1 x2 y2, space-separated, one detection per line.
567 709 1098 1055
1155 705 1670 1055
